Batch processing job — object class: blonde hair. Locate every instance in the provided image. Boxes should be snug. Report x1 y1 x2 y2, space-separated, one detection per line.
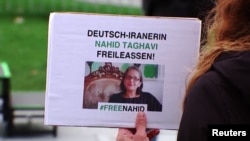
183 0 250 108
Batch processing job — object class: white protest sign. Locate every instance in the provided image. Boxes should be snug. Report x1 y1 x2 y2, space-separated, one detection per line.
45 12 201 129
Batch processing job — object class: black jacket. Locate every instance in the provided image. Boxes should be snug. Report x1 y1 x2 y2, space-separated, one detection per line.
177 51 250 141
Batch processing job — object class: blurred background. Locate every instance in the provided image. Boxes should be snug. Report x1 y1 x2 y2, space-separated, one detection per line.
0 0 142 91
0 0 180 141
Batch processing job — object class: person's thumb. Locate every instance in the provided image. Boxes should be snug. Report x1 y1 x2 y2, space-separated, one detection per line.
134 112 148 141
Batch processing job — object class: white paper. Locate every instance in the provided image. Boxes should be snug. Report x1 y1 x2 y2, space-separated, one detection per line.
45 12 201 129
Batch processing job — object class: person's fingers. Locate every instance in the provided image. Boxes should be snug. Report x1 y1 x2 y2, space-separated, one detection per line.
134 112 149 141
116 128 133 141
147 129 160 140
135 112 147 131
128 128 136 134
118 128 133 135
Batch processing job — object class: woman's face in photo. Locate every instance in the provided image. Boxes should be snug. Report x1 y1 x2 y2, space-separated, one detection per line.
124 69 141 92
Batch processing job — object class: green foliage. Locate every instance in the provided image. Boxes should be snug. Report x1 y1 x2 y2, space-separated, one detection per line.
0 17 48 90
0 0 142 16
0 0 142 90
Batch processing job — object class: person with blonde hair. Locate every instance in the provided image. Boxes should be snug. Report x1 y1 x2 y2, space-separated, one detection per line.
116 0 250 140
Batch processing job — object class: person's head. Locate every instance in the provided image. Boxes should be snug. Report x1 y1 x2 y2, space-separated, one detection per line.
205 0 250 44
184 0 250 106
120 66 143 95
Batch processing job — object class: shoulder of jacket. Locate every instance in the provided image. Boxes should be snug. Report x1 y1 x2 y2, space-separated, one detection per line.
141 91 152 95
198 71 226 86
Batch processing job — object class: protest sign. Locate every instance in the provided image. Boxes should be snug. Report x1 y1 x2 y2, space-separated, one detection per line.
45 12 201 129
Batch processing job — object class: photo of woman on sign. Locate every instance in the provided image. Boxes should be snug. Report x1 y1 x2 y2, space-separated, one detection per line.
109 66 162 112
